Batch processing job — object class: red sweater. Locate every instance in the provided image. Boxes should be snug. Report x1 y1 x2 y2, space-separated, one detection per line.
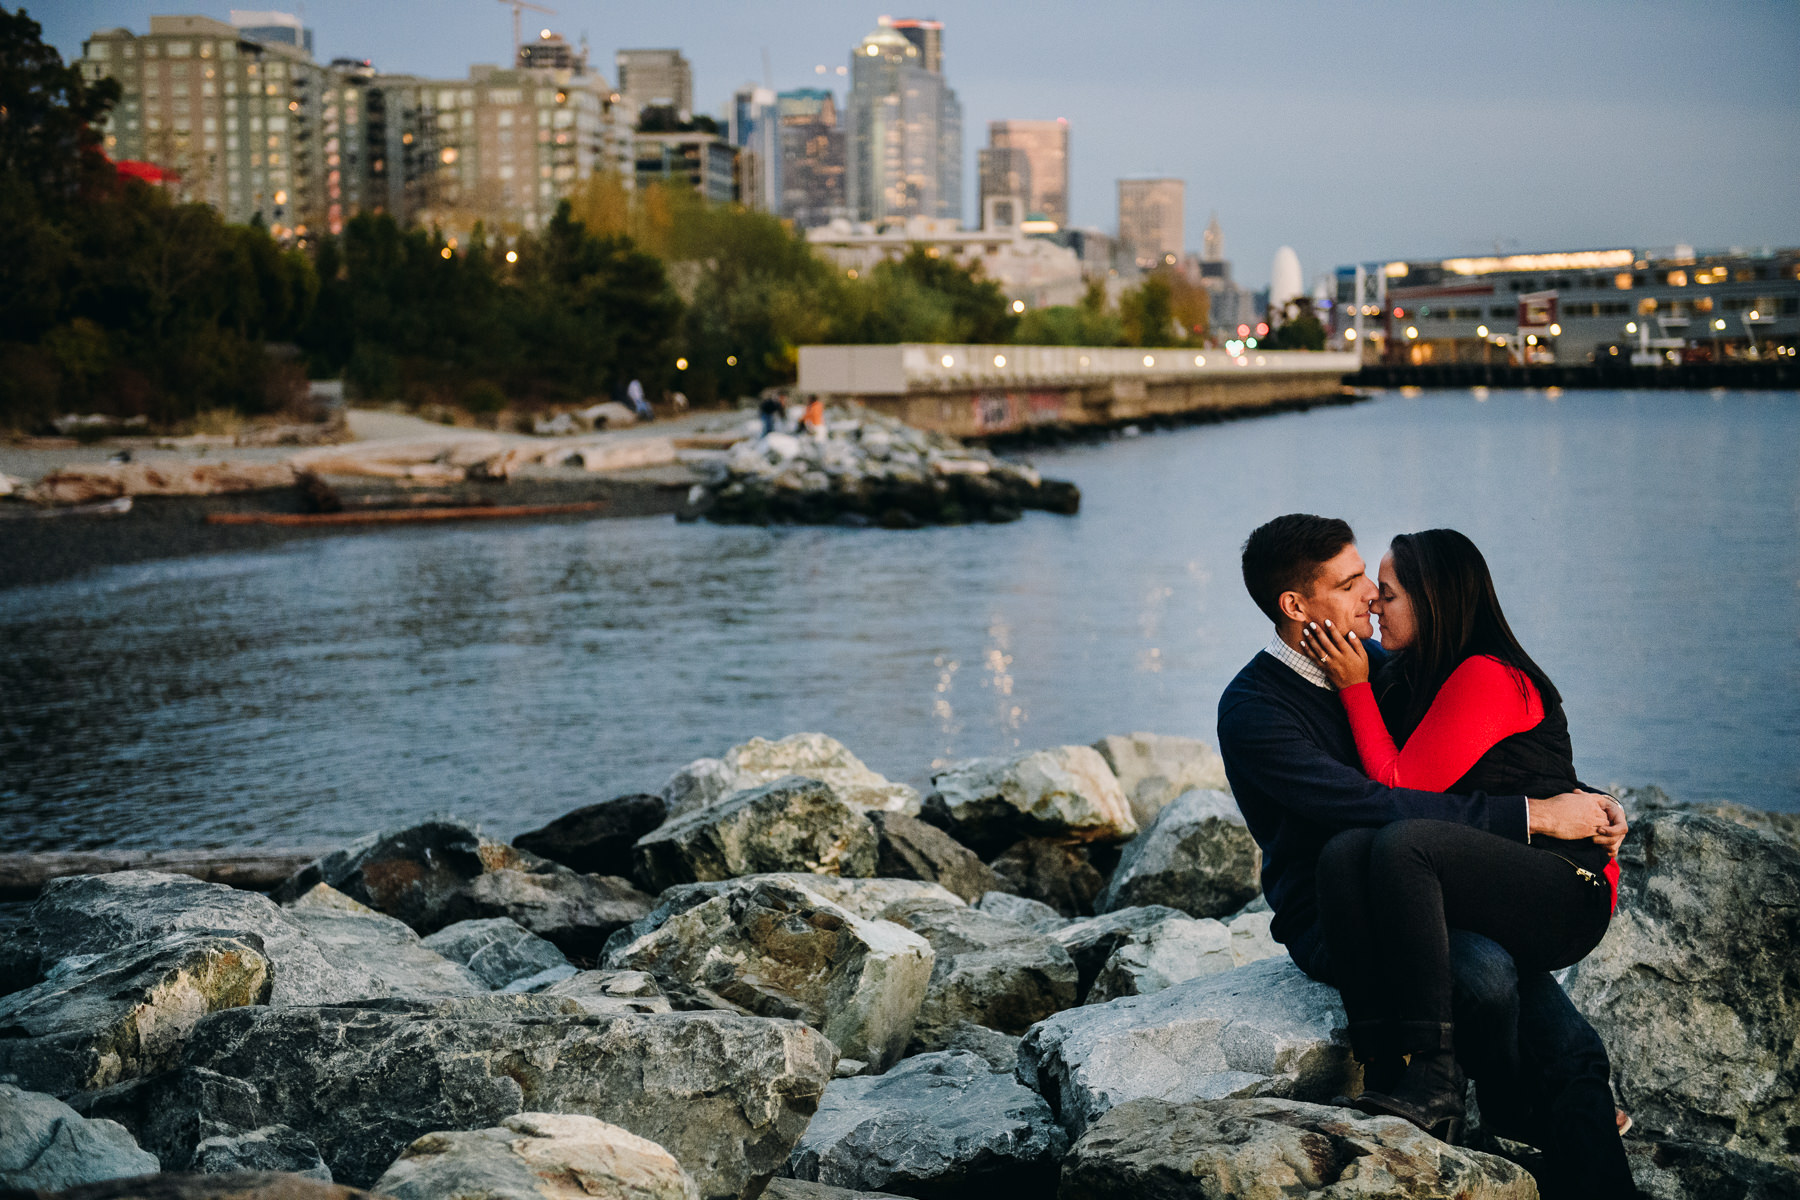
1339 655 1619 909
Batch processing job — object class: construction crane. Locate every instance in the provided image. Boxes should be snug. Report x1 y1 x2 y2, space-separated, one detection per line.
495 0 556 60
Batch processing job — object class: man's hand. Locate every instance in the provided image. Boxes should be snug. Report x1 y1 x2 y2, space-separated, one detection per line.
1594 794 1628 858
1532 790 1627 850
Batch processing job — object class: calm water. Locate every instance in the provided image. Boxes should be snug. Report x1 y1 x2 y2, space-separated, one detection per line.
3 388 1796 851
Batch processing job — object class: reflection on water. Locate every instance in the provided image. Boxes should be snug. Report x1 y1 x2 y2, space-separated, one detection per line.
3 389 1797 850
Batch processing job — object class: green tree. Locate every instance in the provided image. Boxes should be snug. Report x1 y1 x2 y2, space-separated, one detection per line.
1119 275 1176 347
1014 278 1125 346
1264 297 1326 350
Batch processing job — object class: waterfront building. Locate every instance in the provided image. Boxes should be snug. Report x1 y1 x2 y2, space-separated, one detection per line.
1269 247 1304 314
776 88 846 229
807 198 1084 309
635 131 737 203
615 49 692 121
1194 214 1258 333
82 14 636 238
846 20 961 225
985 119 1069 228
730 84 780 213
1118 177 1184 268
1331 247 1800 366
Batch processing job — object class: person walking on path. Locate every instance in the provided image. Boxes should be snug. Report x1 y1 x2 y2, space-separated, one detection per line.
759 395 786 436
801 396 826 441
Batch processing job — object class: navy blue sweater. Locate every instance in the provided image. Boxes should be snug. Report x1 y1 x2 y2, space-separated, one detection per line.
1216 643 1531 947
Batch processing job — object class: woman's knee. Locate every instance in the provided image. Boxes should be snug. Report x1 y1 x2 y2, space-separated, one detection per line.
1316 827 1378 894
1370 818 1446 872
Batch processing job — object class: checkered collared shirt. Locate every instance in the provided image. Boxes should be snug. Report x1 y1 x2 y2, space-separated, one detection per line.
1265 634 1331 690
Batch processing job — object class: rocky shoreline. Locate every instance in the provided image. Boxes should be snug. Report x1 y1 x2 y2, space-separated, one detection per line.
2 733 1795 1200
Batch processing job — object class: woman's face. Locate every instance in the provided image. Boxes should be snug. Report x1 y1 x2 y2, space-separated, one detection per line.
1371 551 1417 650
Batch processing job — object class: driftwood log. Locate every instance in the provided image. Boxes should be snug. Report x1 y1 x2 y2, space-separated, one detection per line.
0 849 329 900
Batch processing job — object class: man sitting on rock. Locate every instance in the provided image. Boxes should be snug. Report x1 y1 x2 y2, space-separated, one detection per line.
1215 513 1634 1200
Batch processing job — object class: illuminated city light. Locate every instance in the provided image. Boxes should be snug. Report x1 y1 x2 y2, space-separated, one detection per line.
1193 354 1206 365
1344 329 1357 341
847 268 858 278
1011 300 1025 313
726 356 737 366
1384 262 1409 278
1256 323 1269 337
941 354 955 368
675 358 688 370
1405 326 1418 339
1549 323 1561 336
1246 338 1257 348
1237 324 1250 337
1255 355 1266 365
440 247 452 259
1442 249 1634 276
1143 355 1155 367
1714 319 1727 330
1236 356 1248 366
1078 355 1090 367
1749 310 1761 320
1526 334 1538 345
993 354 1006 367
1625 322 1638 333
866 44 880 55
505 250 518 263
1392 307 1404 318
1477 325 1489 337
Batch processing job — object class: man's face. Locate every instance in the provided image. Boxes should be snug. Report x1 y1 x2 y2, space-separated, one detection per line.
1291 544 1378 640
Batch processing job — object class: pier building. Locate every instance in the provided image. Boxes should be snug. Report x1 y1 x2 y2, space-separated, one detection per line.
1333 248 1800 368
798 344 1358 439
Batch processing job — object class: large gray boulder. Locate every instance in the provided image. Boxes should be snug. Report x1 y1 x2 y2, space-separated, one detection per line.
538 970 671 1016
0 871 380 1006
3 1174 380 1200
420 917 577 992
0 1083 160 1191
1095 789 1261 919
512 794 669 878
661 733 921 820
923 747 1137 857
1016 955 1353 1138
435 869 653 963
866 811 996 904
272 820 541 931
765 1182 912 1200
1622 1136 1800 1200
603 879 933 1070
986 837 1106 918
282 885 485 999
785 1051 1066 1200
191 1126 331 1181
1563 813 1800 1166
1060 1097 1538 1200
633 777 880 893
971 891 1069 933
71 1067 265 1172
878 899 1077 1053
0 931 271 1097
1091 733 1231 830
1049 906 1189 1000
175 997 836 1198
1087 907 1286 1004
1614 784 1800 855
599 876 964 963
373 1112 699 1200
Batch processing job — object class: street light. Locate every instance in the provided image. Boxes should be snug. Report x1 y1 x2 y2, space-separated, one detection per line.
1011 300 1025 313
1625 322 1637 333
1477 325 1489 337
1405 326 1419 339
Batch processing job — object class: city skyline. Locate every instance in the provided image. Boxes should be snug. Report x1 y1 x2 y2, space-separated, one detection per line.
44 0 1800 288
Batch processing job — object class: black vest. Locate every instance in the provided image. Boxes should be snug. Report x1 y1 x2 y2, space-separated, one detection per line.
1377 658 1611 873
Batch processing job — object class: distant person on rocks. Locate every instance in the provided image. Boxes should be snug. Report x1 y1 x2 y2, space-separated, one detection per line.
626 378 652 420
759 395 786 436
1216 514 1634 1200
800 396 826 441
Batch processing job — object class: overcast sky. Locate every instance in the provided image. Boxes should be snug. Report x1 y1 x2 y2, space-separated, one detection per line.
42 0 1800 288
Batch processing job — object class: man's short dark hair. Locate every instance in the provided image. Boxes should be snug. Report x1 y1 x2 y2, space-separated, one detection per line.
1241 514 1356 624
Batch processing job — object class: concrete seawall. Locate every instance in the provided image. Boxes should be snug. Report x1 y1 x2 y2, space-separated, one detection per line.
798 344 1360 440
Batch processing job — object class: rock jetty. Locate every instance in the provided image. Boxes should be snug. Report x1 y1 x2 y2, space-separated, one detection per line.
679 405 1080 527
2 728 1792 1200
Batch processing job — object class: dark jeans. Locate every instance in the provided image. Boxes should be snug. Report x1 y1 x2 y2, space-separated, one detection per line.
1294 824 1633 1199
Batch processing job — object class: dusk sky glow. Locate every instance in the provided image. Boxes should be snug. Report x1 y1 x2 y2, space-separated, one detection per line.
41 0 1800 288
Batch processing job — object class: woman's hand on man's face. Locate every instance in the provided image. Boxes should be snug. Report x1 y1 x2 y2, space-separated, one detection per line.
1300 620 1369 689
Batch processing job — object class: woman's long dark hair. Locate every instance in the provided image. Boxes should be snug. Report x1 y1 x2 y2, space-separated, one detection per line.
1382 529 1560 737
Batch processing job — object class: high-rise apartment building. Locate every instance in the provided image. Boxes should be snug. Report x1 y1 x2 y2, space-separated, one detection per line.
731 84 780 212
82 14 635 238
986 119 1068 228
615 49 692 120
885 18 942 73
775 89 846 229
1118 177 1185 267
846 20 961 224
976 146 1030 229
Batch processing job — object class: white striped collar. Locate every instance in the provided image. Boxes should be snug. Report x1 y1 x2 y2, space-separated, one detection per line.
1265 634 1332 689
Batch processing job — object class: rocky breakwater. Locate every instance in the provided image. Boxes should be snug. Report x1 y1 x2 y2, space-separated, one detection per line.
679 405 1080 528
4 735 1793 1200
